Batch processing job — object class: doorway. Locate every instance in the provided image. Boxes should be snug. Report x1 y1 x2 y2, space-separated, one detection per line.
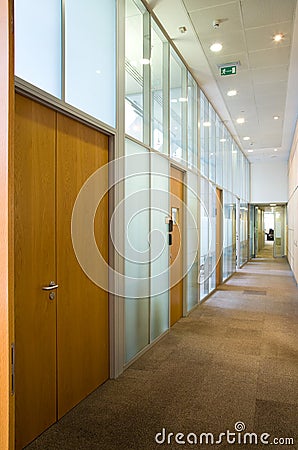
169 167 184 326
14 95 110 448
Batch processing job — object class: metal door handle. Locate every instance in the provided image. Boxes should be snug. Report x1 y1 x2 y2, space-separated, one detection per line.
42 281 59 291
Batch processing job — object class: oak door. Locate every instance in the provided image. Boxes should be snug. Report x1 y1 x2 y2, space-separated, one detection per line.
14 95 109 448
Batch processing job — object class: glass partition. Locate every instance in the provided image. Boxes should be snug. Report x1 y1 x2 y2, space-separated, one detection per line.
151 21 168 153
65 0 116 126
125 0 148 141
170 51 187 164
15 0 62 98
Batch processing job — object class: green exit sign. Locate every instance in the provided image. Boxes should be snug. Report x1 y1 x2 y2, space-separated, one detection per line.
220 65 237 76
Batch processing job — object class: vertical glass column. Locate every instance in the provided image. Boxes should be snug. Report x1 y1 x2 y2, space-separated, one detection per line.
186 172 199 310
151 21 168 154
170 51 186 164
125 0 148 141
124 140 150 362
187 73 198 169
200 177 210 300
150 153 169 340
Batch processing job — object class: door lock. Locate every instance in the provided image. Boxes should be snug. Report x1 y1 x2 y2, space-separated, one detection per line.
49 292 55 301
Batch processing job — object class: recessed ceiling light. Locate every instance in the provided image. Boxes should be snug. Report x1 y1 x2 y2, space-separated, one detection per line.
273 33 284 42
248 149 254 153
220 138 226 142
210 42 223 52
227 90 237 97
243 136 250 141
203 121 211 127
236 117 245 124
273 115 279 120
270 204 276 206
274 148 278 152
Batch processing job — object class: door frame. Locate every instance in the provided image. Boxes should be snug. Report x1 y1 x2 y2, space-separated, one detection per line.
169 164 186 325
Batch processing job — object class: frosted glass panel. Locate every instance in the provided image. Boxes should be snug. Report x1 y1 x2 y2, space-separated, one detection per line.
186 172 199 311
15 0 61 97
125 140 150 362
150 153 169 340
125 298 149 362
65 0 116 127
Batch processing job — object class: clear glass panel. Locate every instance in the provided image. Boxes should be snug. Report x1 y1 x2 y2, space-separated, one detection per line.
187 74 198 169
170 51 186 164
209 107 216 182
151 22 168 153
125 0 147 141
216 118 223 186
232 144 240 196
150 153 169 340
200 93 210 177
15 0 61 97
125 139 150 361
65 0 116 127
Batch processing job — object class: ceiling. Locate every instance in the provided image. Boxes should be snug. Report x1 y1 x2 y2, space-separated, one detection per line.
144 0 298 163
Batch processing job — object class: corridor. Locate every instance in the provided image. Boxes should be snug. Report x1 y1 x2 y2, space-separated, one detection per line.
26 255 298 449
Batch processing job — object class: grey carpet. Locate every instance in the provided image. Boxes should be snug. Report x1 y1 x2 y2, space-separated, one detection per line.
26 249 298 449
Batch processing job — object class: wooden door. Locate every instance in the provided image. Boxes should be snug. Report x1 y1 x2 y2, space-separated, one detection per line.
216 188 223 286
14 95 57 448
14 96 110 447
56 114 109 417
170 167 184 326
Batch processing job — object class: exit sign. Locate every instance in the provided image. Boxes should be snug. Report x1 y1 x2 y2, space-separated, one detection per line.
220 65 237 76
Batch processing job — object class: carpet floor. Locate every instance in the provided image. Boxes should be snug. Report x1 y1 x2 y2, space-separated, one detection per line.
26 248 298 449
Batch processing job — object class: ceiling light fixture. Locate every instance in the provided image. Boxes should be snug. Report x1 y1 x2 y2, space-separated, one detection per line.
227 90 237 97
274 148 278 152
243 136 250 141
273 33 284 42
273 115 279 120
203 121 211 127
236 117 245 124
210 42 223 52
248 149 254 153
270 204 276 206
178 26 187 34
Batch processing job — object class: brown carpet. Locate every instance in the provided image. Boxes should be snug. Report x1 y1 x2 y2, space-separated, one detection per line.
26 254 298 450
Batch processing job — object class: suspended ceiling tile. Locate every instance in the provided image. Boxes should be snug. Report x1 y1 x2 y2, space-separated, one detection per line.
245 22 293 52
201 30 246 56
252 66 289 84
189 3 242 36
241 0 297 29
248 46 291 68
183 0 237 12
254 80 288 96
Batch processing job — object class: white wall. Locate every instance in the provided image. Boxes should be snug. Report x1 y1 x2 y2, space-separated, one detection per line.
250 160 288 204
287 121 298 284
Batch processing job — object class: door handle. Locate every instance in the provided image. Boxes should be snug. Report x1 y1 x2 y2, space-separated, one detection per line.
42 281 59 291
